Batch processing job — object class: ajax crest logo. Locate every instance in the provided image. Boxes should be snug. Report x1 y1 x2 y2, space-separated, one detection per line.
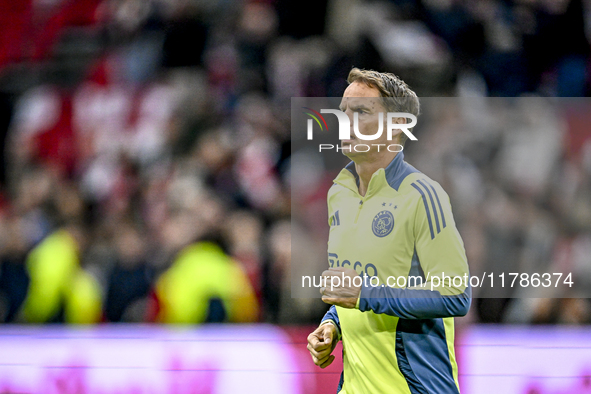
372 210 394 237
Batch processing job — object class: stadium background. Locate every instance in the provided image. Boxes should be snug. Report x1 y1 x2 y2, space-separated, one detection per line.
0 0 590 392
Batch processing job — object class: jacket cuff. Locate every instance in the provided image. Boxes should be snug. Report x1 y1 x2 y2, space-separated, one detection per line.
358 282 372 312
320 319 341 340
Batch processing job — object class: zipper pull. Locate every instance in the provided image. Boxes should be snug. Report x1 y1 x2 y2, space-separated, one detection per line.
355 200 364 224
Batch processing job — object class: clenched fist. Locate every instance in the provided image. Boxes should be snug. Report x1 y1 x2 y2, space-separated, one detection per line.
320 267 362 309
307 322 338 368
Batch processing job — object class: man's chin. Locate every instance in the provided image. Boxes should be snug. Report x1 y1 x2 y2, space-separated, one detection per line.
340 143 358 158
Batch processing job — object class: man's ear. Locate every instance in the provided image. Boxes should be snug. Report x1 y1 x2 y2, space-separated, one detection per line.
383 115 405 130
390 116 409 143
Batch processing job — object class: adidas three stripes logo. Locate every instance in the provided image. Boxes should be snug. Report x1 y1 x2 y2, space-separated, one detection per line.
411 179 446 239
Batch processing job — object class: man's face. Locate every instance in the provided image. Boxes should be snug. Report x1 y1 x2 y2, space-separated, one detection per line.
338 82 398 161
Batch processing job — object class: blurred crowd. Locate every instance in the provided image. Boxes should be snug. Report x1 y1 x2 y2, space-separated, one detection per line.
0 0 590 325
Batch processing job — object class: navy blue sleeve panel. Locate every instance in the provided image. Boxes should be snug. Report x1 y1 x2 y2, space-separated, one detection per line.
321 305 342 337
358 285 471 319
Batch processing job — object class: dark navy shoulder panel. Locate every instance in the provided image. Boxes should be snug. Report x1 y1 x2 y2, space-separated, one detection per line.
344 152 419 191
385 152 420 191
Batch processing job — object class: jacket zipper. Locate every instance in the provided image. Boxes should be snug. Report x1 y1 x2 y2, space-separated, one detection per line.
354 199 364 224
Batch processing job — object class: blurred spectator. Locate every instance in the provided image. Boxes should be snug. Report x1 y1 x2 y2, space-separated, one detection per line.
20 223 102 324
154 241 258 324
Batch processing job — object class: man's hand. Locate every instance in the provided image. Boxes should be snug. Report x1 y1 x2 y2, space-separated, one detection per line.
320 267 362 308
307 322 338 368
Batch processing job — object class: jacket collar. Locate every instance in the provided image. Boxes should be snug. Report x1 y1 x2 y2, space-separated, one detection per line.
336 151 419 193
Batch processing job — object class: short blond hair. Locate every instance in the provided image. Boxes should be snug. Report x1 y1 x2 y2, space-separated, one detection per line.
347 68 420 144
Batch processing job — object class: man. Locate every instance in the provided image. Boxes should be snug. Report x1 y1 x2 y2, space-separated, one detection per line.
307 68 471 393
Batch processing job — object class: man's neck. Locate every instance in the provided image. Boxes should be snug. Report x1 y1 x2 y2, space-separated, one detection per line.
355 152 398 196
